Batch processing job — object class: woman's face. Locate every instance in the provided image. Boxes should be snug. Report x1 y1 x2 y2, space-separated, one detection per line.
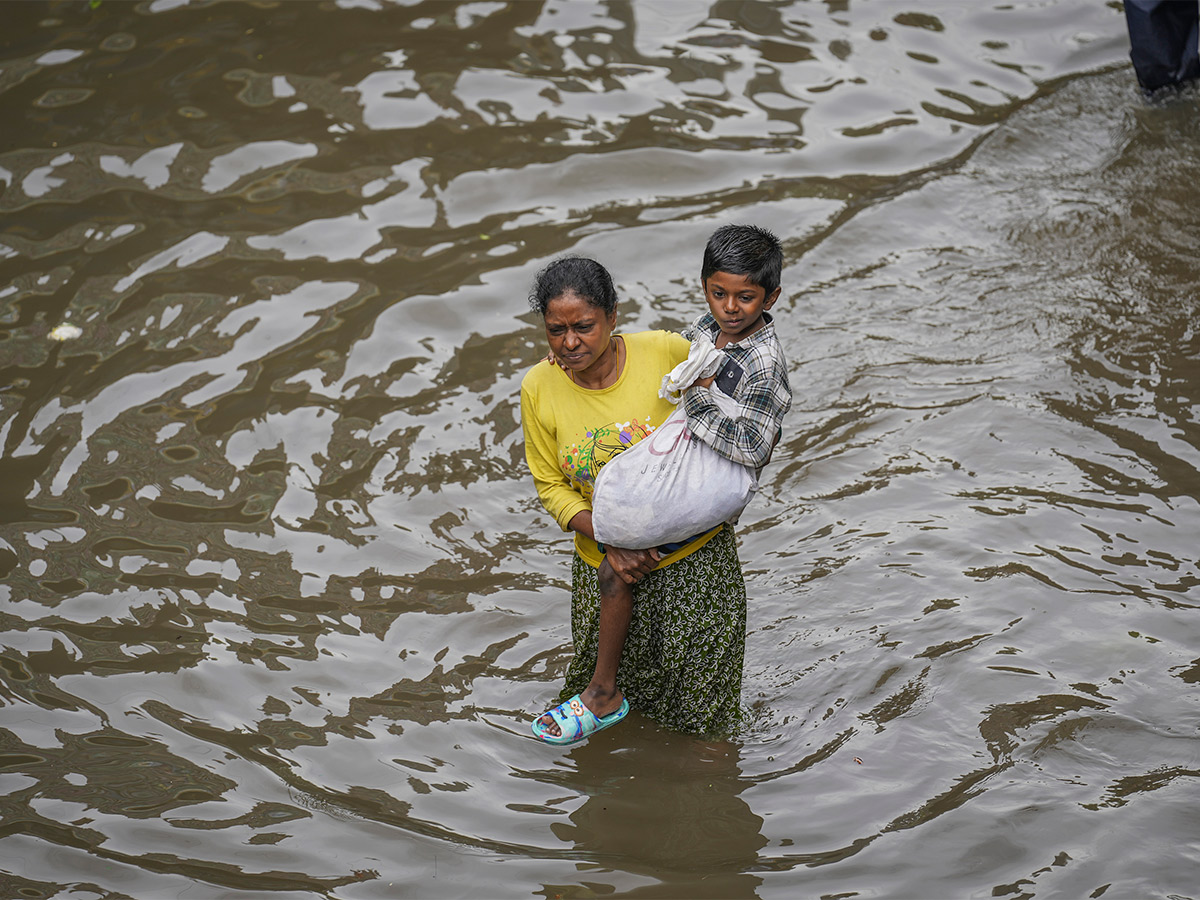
543 291 617 375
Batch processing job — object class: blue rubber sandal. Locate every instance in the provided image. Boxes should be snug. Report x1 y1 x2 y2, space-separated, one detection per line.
531 694 630 745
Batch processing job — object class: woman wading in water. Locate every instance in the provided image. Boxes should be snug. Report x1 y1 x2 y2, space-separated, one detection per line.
520 256 751 743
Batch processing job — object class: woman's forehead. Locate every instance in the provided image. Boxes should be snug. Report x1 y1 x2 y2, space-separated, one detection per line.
545 292 610 322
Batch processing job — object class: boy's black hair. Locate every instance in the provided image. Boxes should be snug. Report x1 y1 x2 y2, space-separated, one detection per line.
701 224 783 295
529 256 618 316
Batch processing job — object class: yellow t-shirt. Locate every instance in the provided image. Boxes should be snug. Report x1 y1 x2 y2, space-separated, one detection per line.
520 329 722 569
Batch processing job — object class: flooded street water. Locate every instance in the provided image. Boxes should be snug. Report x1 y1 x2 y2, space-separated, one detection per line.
3 1 1199 897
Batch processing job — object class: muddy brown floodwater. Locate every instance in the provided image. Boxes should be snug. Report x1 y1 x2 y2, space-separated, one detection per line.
2 1 1199 898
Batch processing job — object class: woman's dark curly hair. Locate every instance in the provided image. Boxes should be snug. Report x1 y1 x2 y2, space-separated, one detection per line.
528 256 618 317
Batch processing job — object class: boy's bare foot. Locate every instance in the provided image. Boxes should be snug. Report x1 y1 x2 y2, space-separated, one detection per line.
535 686 624 738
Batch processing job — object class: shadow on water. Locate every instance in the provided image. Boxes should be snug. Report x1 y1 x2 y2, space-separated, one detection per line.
524 729 766 899
3 1 1198 898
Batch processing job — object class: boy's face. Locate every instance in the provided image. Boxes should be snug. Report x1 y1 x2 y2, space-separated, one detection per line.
702 270 780 345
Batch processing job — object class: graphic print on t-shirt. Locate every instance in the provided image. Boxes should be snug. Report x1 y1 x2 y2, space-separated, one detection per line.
561 417 656 490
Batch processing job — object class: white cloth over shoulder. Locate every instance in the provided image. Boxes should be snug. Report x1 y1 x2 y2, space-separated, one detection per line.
659 333 724 404
591 387 757 549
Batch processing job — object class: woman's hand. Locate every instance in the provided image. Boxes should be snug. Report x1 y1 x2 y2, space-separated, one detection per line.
564 511 659 583
605 545 661 585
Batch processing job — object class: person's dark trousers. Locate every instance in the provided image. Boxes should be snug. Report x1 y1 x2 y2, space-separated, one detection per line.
1125 0 1200 93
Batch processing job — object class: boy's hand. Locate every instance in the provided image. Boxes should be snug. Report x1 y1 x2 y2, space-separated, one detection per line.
688 375 715 389
545 350 560 367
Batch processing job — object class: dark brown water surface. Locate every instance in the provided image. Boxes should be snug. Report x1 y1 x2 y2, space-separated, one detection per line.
3 2 1199 898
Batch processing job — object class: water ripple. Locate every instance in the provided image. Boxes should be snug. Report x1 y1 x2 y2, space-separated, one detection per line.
6 2 1197 898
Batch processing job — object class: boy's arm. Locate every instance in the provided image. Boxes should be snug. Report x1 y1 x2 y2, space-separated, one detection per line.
682 361 791 469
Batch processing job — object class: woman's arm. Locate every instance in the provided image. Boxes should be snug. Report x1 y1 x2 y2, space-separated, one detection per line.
521 379 590 530
566 508 596 541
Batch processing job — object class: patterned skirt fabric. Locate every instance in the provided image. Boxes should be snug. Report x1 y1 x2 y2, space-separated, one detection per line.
559 524 748 736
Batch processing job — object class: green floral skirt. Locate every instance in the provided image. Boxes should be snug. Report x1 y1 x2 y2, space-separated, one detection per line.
560 525 747 736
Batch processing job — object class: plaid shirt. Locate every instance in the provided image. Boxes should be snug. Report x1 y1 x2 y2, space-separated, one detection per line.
680 311 791 469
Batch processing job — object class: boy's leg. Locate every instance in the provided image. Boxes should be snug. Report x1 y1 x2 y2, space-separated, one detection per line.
581 556 631 717
537 556 631 736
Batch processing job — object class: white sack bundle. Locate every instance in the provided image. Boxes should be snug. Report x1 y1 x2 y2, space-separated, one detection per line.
591 387 757 549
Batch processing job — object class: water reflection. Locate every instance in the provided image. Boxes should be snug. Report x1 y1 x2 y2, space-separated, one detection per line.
548 733 765 898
